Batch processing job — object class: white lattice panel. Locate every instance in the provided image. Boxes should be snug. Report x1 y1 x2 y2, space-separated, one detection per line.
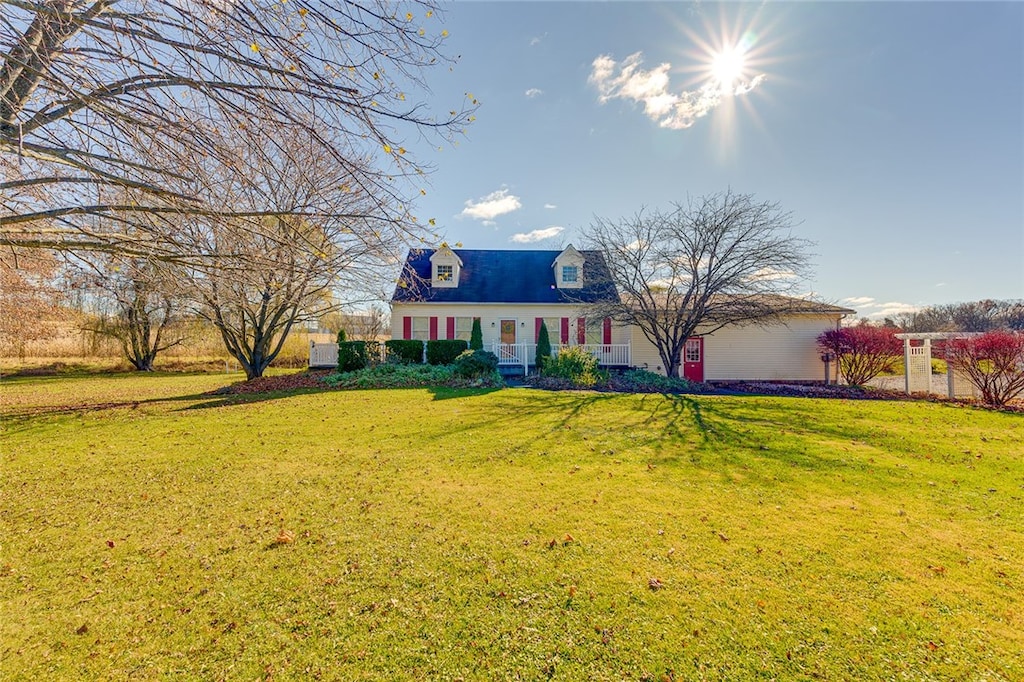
907 346 931 393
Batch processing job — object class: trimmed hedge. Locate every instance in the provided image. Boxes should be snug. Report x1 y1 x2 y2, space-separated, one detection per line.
426 339 469 365
469 318 483 350
385 339 424 364
337 341 368 372
536 320 552 371
453 349 499 378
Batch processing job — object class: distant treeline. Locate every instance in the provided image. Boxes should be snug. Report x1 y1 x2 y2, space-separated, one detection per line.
887 299 1023 332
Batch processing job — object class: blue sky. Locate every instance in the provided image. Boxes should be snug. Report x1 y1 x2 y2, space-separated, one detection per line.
402 1 1023 318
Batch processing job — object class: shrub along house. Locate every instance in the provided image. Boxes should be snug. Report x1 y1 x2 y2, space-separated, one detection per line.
385 245 855 380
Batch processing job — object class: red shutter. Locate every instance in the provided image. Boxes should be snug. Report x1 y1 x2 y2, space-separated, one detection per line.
446 316 455 340
535 318 543 342
577 317 586 345
560 318 569 345
403 316 412 340
603 317 612 345
429 316 438 341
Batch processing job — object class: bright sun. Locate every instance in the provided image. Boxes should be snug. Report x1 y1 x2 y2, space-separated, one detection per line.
710 46 746 90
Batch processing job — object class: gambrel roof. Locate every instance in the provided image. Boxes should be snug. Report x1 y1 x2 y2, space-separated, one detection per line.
392 248 618 304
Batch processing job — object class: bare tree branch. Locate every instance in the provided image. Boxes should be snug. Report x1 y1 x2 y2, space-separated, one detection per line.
2 0 474 255
580 191 815 378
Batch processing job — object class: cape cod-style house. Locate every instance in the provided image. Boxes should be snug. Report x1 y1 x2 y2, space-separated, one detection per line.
382 245 855 381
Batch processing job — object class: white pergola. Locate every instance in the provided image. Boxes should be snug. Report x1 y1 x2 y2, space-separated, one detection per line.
894 332 980 397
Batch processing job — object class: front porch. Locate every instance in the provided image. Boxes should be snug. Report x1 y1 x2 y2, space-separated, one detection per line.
492 342 631 375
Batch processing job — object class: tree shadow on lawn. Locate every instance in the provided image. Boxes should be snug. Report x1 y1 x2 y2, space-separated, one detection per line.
0 386 328 429
413 389 875 475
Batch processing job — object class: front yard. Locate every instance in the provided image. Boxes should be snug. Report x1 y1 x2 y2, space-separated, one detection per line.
1 373 1022 679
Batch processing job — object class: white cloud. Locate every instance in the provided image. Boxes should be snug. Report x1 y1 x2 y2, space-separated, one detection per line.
747 267 798 282
544 203 557 209
868 302 920 318
525 88 543 98
530 34 545 46
842 296 876 306
459 188 522 221
510 226 564 243
588 52 765 130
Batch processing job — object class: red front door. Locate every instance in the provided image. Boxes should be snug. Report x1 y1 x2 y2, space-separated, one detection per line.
683 337 704 382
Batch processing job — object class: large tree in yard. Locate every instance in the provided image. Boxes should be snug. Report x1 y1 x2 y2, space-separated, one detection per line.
1 0 473 258
182 133 401 380
68 252 185 371
581 191 813 378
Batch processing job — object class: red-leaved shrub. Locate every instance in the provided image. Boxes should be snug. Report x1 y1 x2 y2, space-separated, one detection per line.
817 326 902 386
947 331 1024 406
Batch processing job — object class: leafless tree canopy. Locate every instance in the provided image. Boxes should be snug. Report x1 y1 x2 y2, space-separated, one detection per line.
66 252 185 370
178 131 403 379
581 191 814 377
1 0 472 255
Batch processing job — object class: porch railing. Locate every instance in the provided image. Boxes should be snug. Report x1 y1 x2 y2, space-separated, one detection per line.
490 343 631 370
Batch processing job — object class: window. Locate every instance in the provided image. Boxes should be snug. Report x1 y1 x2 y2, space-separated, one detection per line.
436 264 453 282
585 319 603 345
685 338 701 362
454 317 474 341
540 318 562 344
411 317 429 341
562 265 578 283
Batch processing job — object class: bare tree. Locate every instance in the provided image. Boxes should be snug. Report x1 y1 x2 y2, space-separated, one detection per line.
1 0 473 256
581 191 813 378
322 305 390 341
182 132 404 380
66 252 185 370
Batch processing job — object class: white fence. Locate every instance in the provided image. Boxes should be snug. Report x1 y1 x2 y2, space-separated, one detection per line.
309 341 339 368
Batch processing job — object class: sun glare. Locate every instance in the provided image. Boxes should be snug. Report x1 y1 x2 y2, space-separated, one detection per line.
710 46 746 91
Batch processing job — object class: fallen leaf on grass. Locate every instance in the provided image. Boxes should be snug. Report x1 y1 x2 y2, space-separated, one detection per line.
275 529 296 544
648 577 663 591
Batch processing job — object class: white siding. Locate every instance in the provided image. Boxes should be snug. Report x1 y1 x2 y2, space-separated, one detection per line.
390 303 629 346
631 315 841 381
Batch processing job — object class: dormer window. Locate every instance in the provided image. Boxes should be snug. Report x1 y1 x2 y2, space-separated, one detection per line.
553 244 585 289
430 244 462 288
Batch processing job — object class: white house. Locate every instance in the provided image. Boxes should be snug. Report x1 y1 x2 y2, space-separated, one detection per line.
382 245 854 381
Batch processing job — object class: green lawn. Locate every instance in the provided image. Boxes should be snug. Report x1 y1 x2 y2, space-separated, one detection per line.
2 374 1022 680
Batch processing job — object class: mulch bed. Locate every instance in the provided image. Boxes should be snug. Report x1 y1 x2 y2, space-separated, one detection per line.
208 370 334 395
